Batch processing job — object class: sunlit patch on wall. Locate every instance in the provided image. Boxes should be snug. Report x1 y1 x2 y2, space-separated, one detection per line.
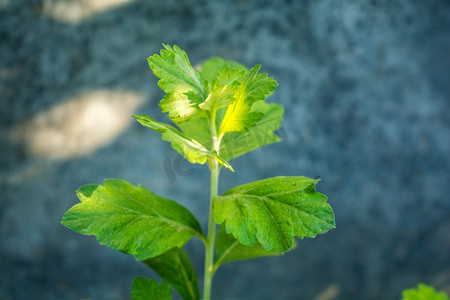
315 284 341 300
0 0 9 9
42 0 133 23
11 90 145 160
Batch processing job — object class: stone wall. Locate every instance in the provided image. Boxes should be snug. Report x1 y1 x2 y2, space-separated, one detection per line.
1 0 449 299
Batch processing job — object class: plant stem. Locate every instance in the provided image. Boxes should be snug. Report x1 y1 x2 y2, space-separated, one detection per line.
203 160 219 300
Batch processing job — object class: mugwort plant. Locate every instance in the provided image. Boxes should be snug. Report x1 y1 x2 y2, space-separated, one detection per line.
61 45 335 300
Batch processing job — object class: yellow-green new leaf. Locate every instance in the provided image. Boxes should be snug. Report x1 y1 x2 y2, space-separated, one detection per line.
61 179 204 261
214 176 335 252
159 91 201 123
148 44 205 122
131 278 173 300
134 114 210 165
220 101 284 161
218 65 278 137
144 248 199 300
134 114 233 171
199 67 246 112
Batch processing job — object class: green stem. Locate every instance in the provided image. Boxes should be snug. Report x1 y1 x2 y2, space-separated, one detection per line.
203 160 219 300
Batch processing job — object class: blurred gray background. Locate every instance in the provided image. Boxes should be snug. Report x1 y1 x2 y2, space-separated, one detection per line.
1 0 449 299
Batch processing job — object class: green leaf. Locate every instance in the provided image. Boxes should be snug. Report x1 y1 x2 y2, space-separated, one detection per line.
144 247 199 300
214 225 296 270
131 277 173 300
402 283 449 300
214 176 335 252
61 179 204 260
218 65 278 137
176 117 212 150
199 57 246 82
134 114 233 171
148 44 204 122
220 101 284 161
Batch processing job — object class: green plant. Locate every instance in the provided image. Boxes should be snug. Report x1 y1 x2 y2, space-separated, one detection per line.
401 283 449 300
61 44 335 300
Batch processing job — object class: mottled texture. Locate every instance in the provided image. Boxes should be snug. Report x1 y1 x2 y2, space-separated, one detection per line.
1 0 449 299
